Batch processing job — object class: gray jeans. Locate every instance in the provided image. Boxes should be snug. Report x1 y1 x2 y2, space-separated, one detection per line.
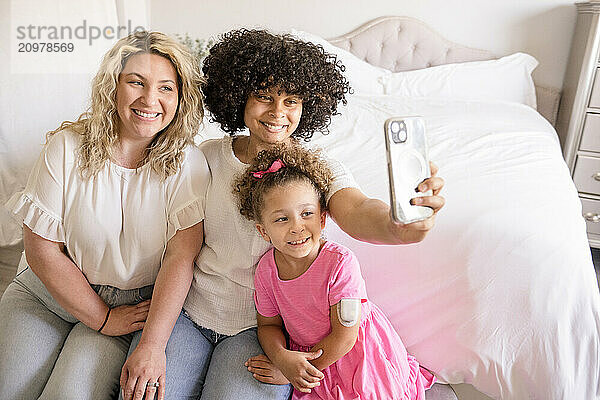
0 266 152 400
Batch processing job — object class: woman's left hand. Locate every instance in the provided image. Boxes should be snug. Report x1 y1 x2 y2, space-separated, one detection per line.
389 161 445 241
411 161 445 210
120 344 166 400
246 354 290 385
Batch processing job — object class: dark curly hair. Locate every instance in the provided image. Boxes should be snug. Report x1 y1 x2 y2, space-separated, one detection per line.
202 29 350 141
234 143 333 222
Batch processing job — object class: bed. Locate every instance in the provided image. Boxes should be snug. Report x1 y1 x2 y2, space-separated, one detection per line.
198 16 600 400
2 15 600 400
319 17 599 400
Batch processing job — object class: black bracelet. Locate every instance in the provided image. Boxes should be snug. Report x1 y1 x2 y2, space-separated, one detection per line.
98 308 111 333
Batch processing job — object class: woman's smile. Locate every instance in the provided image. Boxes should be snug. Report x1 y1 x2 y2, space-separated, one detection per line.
131 109 162 120
260 121 288 133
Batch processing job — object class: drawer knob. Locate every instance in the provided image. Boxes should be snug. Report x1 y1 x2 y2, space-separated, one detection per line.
593 172 600 181
584 212 600 223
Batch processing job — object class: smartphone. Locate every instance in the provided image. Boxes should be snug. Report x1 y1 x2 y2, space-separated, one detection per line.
384 116 434 224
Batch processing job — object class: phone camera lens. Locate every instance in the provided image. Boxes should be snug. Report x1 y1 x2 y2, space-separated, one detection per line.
391 121 407 143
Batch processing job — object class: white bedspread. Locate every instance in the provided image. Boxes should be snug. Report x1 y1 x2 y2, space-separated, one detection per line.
305 95 600 399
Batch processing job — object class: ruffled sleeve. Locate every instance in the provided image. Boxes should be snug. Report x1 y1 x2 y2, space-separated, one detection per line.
4 132 68 243
171 198 204 231
166 146 211 242
5 193 65 242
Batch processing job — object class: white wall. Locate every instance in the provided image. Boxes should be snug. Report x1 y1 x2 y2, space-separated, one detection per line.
148 0 577 90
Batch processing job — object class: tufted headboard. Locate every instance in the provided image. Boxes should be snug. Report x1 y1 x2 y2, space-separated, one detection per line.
328 16 561 127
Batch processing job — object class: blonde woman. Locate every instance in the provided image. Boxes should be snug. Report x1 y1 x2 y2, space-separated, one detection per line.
0 31 208 400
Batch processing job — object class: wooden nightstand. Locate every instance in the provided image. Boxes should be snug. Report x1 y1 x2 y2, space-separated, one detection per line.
557 1 600 247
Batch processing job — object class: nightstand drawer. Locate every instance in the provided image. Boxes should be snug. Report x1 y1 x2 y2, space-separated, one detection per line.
581 198 600 235
581 113 600 152
590 69 600 108
573 155 600 194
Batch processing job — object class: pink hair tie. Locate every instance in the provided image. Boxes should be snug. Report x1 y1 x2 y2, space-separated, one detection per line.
251 159 285 178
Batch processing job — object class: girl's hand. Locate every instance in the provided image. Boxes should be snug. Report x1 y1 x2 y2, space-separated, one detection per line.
120 343 166 400
245 354 289 385
275 349 324 393
100 300 151 336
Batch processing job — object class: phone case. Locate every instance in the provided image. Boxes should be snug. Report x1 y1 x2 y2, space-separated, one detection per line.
384 116 434 224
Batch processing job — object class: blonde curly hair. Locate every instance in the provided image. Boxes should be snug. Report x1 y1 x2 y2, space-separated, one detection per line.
49 30 205 179
234 143 333 222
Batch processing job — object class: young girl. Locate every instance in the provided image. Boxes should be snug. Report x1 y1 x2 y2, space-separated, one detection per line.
234 144 436 399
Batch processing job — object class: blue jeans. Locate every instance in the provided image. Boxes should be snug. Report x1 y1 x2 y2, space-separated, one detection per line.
0 266 152 400
125 310 293 399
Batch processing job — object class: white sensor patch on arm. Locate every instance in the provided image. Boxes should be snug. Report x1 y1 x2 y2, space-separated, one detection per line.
337 298 361 327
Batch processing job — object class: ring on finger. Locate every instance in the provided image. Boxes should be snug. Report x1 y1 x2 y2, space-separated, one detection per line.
147 381 160 388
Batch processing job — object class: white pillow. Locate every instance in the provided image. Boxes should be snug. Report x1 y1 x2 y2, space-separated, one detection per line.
381 53 539 108
289 29 389 95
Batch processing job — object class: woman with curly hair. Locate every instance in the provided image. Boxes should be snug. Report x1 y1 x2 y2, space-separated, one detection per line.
125 29 444 399
0 31 209 400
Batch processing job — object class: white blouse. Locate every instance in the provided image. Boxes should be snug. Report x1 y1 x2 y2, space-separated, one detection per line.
6 129 210 290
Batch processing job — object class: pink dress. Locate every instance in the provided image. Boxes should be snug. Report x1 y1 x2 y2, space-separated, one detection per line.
254 241 435 400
